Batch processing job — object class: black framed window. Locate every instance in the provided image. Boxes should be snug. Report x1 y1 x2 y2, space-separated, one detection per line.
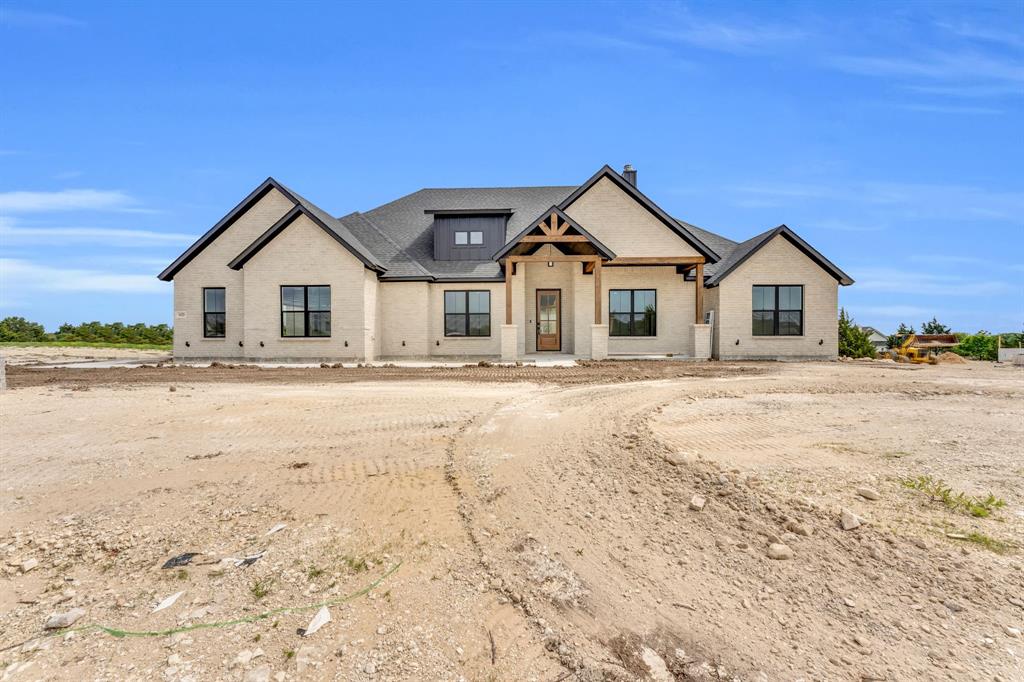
444 290 490 337
752 285 803 336
454 231 468 246
609 289 656 336
469 230 483 245
203 287 225 338
281 285 331 337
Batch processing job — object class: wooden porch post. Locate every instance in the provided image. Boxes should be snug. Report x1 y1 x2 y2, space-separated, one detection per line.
694 262 704 324
505 259 513 325
593 258 602 324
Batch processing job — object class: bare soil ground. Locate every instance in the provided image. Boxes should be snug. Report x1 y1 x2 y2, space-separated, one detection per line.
1 346 170 367
1 360 1021 681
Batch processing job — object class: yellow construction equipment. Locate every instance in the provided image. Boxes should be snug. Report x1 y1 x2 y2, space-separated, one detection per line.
891 334 959 364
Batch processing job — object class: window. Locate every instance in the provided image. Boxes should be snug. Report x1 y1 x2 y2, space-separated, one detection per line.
454 230 483 247
609 289 656 336
752 285 803 336
203 287 225 338
281 285 331 337
444 290 490 337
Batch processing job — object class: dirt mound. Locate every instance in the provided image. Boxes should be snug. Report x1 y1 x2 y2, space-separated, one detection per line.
935 351 967 364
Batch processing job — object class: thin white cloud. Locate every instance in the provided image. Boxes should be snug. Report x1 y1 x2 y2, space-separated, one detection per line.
808 218 883 233
904 83 1022 98
540 30 669 54
0 220 193 246
936 22 1024 50
908 254 985 266
853 266 1014 297
852 305 932 319
0 189 140 213
0 9 85 28
898 103 1005 115
729 181 1024 222
651 14 806 54
0 258 167 294
830 50 1024 84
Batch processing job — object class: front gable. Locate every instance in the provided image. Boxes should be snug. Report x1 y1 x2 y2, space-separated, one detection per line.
159 177 383 282
558 167 719 261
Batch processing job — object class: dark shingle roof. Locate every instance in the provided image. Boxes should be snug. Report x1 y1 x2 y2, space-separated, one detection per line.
704 224 854 287
348 186 578 280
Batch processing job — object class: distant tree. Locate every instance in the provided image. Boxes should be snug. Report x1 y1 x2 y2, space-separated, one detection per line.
954 331 997 361
921 317 951 334
839 308 877 359
0 316 50 342
886 322 915 349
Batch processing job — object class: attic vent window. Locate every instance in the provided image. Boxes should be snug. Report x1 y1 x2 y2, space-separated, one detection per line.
455 230 483 246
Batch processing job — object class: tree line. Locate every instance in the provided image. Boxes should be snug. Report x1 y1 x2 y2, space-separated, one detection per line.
0 316 172 345
840 311 1022 361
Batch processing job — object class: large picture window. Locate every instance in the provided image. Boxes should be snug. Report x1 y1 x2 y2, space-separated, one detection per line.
609 289 657 336
752 285 803 336
203 287 225 338
281 285 331 337
444 290 490 337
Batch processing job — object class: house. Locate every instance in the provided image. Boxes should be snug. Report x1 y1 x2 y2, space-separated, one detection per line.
158 165 853 362
860 326 889 351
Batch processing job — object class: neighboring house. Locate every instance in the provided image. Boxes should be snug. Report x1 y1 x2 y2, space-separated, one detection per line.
860 326 889 351
159 164 853 362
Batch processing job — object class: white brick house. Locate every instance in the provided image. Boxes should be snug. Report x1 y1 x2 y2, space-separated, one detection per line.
159 165 853 362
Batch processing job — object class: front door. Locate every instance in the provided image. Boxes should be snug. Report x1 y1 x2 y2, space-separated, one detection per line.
536 289 561 351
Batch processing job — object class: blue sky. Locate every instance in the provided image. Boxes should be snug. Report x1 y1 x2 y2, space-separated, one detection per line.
1 0 1021 334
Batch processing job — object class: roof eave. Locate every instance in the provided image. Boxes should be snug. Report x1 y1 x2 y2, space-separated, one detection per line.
158 176 296 281
705 225 854 287
556 165 721 262
228 204 386 273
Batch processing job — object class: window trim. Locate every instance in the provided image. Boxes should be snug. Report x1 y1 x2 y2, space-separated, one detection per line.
443 289 491 337
751 284 803 337
453 230 485 248
280 285 332 338
608 289 657 337
202 287 226 338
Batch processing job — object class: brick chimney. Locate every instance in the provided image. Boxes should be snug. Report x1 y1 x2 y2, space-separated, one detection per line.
622 164 637 187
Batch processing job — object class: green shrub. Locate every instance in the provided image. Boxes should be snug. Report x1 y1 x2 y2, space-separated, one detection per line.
953 332 998 361
838 309 876 359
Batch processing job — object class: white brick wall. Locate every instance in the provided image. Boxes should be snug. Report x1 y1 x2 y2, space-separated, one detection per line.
240 215 368 360
602 266 695 356
427 282 504 356
171 188 294 358
710 235 839 360
563 177 701 258
379 281 430 357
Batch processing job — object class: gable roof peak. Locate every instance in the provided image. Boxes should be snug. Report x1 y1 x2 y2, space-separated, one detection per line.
557 164 721 262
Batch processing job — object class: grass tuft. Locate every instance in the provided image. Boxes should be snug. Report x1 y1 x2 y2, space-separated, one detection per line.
250 577 274 600
956 531 1012 554
900 475 1006 518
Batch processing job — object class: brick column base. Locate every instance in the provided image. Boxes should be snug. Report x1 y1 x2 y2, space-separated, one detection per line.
692 323 712 360
501 324 518 362
591 324 608 360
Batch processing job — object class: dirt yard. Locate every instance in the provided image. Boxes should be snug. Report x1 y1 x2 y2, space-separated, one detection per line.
0 345 170 367
1 360 1021 681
